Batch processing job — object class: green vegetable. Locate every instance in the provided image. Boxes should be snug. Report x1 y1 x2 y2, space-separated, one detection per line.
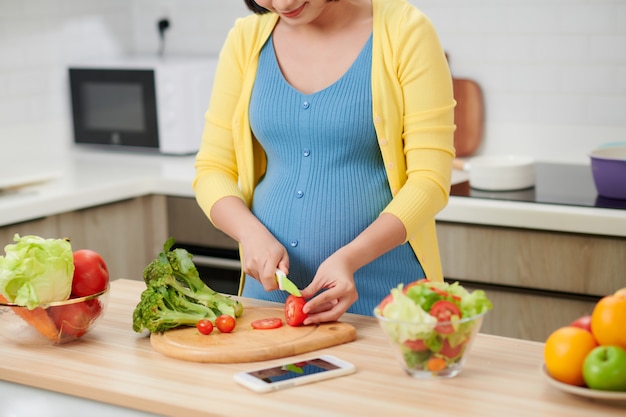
132 237 244 334
0 234 74 309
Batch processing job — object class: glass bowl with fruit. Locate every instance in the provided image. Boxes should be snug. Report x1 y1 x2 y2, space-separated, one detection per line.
0 234 110 345
0 286 109 345
374 279 493 379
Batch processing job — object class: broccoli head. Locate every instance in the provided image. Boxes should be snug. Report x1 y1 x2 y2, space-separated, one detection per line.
133 238 243 334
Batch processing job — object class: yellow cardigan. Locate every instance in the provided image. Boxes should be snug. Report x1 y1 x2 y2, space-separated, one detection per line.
193 0 456 283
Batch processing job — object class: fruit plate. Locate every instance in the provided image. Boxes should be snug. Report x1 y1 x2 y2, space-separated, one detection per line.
541 364 626 405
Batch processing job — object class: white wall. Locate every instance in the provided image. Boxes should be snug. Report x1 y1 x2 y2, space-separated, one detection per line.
1 0 624 163
416 0 626 163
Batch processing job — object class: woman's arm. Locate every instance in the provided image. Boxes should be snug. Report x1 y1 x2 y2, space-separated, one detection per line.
210 196 289 291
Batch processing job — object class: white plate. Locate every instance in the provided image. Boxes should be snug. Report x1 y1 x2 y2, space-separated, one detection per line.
541 364 626 403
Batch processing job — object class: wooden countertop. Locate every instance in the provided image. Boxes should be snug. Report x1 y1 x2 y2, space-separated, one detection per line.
1 279 624 417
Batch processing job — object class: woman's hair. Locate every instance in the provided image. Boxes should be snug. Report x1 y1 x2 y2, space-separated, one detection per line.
244 0 270 15
244 0 338 15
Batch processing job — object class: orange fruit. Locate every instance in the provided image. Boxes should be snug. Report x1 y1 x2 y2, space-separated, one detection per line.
591 295 626 349
544 326 598 386
614 287 626 299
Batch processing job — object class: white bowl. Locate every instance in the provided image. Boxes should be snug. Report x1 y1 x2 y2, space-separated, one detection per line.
465 155 535 191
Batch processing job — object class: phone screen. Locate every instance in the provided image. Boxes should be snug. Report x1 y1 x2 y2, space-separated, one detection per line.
248 358 340 384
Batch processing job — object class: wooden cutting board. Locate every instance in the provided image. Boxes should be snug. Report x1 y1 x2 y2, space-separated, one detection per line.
453 77 484 157
447 53 485 157
150 306 357 363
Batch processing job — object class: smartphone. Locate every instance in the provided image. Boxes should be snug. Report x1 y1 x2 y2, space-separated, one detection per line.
233 355 356 393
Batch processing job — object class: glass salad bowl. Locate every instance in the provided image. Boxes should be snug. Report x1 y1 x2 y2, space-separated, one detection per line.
0 286 109 345
374 280 492 379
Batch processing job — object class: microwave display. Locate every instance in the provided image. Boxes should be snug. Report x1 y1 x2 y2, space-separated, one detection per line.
82 82 145 132
69 68 159 149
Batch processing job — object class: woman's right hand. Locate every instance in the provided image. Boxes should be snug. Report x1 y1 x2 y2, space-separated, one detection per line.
209 196 288 292
239 227 289 291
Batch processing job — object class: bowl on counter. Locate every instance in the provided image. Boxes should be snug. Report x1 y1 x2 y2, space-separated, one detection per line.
375 310 488 379
0 286 109 345
589 144 626 200
453 155 535 191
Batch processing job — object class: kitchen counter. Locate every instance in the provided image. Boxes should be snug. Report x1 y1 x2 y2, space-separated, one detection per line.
1 279 624 416
1 147 624 237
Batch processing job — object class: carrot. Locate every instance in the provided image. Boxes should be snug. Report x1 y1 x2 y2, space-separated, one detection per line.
0 294 59 342
427 357 448 372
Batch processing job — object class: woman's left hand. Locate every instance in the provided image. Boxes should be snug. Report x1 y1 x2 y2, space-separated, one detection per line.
299 253 358 324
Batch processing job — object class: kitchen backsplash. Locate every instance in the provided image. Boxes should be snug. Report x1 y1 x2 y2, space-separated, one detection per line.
0 0 624 163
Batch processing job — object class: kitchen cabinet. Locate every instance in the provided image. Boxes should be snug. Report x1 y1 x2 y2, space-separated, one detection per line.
437 221 626 341
0 196 168 282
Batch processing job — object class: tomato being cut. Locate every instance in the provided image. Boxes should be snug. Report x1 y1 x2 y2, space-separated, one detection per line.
215 314 236 333
72 249 109 297
429 300 462 334
285 295 307 327
251 318 283 330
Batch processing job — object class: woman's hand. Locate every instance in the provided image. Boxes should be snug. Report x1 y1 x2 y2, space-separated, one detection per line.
210 196 289 291
239 227 289 291
300 252 359 324
300 213 408 323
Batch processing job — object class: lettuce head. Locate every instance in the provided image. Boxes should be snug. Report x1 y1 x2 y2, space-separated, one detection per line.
0 234 74 309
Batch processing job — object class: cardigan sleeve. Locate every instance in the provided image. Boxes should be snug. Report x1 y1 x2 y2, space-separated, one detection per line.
377 3 456 240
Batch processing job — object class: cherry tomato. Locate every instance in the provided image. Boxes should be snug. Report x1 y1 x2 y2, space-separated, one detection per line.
429 300 462 334
72 249 109 297
285 295 307 327
215 314 236 333
196 319 214 335
251 318 283 330
48 302 92 338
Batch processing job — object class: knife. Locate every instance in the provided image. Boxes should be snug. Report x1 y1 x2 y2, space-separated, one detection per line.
275 269 302 297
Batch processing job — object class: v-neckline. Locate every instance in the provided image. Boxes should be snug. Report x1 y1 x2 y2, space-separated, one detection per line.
269 33 372 97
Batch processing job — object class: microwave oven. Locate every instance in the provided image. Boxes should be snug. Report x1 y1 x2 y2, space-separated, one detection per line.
68 56 218 155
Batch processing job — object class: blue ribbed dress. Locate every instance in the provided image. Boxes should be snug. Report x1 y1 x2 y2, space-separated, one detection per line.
242 35 425 315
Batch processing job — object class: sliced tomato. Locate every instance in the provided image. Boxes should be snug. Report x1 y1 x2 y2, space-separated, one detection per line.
251 318 283 330
285 295 307 327
430 300 462 334
403 338 429 352
439 338 465 358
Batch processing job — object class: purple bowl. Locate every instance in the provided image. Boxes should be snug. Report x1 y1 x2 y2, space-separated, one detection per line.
589 145 626 200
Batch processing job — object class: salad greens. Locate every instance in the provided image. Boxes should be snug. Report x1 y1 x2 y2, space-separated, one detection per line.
0 234 74 309
375 279 493 373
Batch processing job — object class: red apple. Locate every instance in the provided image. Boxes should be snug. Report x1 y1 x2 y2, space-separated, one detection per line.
570 315 592 333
